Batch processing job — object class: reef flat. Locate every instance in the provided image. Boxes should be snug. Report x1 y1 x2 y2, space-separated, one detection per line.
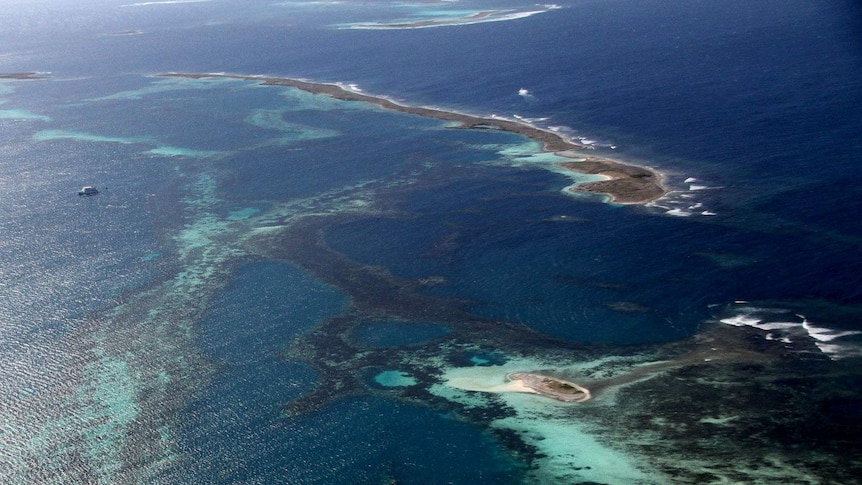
159 72 666 204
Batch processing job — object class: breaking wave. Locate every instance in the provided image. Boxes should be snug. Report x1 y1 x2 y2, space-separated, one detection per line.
718 303 862 360
648 174 719 217
513 114 548 123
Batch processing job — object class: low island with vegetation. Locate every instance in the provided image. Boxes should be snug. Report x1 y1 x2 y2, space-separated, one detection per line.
159 72 667 204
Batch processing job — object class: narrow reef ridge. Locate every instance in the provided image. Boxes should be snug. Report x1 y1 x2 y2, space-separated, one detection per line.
158 72 667 204
508 372 591 402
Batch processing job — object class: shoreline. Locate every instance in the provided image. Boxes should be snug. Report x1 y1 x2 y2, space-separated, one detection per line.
158 72 667 204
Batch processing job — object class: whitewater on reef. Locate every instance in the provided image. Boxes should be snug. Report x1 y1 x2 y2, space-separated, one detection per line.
719 302 862 360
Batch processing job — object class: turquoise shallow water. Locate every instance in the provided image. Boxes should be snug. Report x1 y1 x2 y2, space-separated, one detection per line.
1 0 862 483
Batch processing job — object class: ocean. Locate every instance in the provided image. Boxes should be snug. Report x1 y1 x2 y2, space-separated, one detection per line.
1 0 861 483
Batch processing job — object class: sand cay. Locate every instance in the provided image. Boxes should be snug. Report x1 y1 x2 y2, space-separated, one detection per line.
445 369 592 403
507 372 592 402
159 72 667 204
349 10 503 29
0 72 47 80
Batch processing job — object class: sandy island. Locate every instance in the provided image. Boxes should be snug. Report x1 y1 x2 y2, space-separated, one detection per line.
0 72 47 80
348 10 505 29
507 372 592 402
159 72 666 204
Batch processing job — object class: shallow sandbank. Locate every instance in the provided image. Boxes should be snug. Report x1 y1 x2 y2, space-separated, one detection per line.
159 72 666 204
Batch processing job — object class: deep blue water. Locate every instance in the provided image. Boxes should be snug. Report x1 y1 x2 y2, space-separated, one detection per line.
352 320 451 348
2 0 862 483
326 174 862 342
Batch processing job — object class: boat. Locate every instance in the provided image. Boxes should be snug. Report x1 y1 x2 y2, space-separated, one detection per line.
78 186 99 196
